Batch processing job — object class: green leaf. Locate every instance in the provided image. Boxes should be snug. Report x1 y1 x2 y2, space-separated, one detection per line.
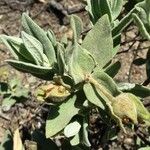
132 13 150 40
0 130 13 150
68 44 96 84
104 61 121 78
2 97 16 111
128 93 150 126
70 15 83 42
118 83 150 98
0 35 42 64
6 59 54 78
84 83 106 109
82 118 91 147
46 95 79 137
82 15 113 69
92 70 121 96
70 133 80 146
132 1 150 40
109 0 123 21
138 147 150 150
0 35 20 59
57 43 66 75
0 35 28 62
47 30 57 47
86 0 112 24
21 31 46 66
22 13 56 64
64 121 81 138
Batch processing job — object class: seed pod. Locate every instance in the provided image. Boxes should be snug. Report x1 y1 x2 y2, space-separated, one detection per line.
112 93 138 124
41 84 71 102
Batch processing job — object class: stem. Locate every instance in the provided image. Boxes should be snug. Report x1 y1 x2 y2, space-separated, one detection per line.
85 75 115 103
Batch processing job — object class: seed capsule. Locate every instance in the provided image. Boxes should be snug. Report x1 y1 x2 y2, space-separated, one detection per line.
42 84 71 102
112 93 138 124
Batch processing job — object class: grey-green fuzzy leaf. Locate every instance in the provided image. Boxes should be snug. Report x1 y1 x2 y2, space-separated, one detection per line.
68 44 96 84
6 59 54 76
21 31 46 65
83 83 105 110
46 95 79 137
70 15 83 43
92 70 121 96
82 15 113 69
22 13 56 64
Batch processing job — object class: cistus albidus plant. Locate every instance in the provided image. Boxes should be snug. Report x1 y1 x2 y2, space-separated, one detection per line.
0 0 150 149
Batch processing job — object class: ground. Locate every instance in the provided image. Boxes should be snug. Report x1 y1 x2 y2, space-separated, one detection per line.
0 0 150 149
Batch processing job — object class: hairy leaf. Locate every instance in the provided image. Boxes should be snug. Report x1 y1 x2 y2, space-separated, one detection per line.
22 13 56 64
92 70 121 96
70 15 83 42
68 44 96 84
83 83 106 110
46 95 79 137
64 121 81 138
118 83 150 98
109 0 123 21
6 60 54 78
86 0 112 24
82 15 113 68
21 31 46 66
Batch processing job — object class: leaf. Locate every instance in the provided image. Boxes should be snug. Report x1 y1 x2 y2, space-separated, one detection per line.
22 13 56 64
112 9 133 37
132 13 150 40
13 129 24 150
82 118 91 147
47 30 57 47
70 15 83 42
21 31 46 66
70 133 80 146
104 61 121 78
86 0 112 24
0 130 13 150
64 121 81 138
128 93 150 126
83 83 105 110
92 70 121 96
68 44 96 84
46 95 79 137
118 83 150 98
109 0 123 21
132 1 150 40
82 15 113 69
138 147 150 150
0 35 20 59
57 43 66 75
9 78 21 89
6 60 54 78
2 97 16 111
